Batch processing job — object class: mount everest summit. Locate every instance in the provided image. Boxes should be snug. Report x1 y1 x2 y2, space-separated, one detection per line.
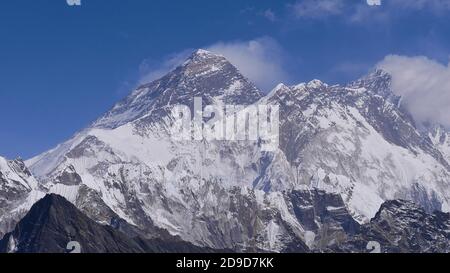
1 49 450 252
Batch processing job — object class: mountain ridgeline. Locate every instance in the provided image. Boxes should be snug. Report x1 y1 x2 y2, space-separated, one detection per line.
1 49 449 252
0 194 216 253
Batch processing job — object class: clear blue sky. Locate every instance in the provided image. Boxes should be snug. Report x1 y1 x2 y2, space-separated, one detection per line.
0 0 449 159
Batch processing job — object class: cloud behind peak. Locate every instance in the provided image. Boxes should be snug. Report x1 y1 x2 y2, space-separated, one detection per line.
139 37 291 92
378 55 450 128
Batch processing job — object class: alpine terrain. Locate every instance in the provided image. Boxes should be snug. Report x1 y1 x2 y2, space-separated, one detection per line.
1 50 449 252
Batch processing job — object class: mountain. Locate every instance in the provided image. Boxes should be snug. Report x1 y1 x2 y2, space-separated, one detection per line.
22 50 292 251
0 194 214 253
261 69 450 221
3 193 447 253
330 200 450 253
94 49 262 130
428 125 450 164
0 156 44 238
0 49 449 252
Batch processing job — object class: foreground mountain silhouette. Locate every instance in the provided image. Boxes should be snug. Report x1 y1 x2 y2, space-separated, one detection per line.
2 192 449 253
0 194 214 253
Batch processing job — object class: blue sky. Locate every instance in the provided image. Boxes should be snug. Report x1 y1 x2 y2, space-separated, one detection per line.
0 0 449 159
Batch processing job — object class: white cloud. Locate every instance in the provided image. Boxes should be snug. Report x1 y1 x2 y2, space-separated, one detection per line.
288 0 450 23
377 55 450 128
139 37 290 92
262 9 277 22
390 0 450 11
291 0 344 19
349 3 388 23
206 37 290 91
138 49 192 84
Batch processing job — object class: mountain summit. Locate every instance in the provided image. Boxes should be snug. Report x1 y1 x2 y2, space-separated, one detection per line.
1 52 449 252
94 49 262 129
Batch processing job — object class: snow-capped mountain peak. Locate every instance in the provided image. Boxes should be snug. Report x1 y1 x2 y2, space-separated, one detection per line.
0 156 44 238
0 156 37 193
348 69 394 99
306 79 327 89
3 54 450 252
93 49 262 129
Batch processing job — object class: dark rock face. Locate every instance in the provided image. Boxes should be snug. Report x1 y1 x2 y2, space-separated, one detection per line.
329 200 450 253
289 190 360 240
0 194 213 253
2 193 448 253
54 165 82 186
279 189 361 253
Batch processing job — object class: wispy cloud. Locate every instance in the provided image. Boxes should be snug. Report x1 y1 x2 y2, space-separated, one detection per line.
138 49 192 84
287 0 450 23
377 55 450 128
262 9 277 22
389 0 450 11
206 37 290 91
290 0 345 19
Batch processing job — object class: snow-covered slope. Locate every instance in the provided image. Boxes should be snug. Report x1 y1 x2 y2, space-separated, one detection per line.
429 125 450 164
6 50 449 251
0 156 44 237
263 71 450 221
24 50 288 250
